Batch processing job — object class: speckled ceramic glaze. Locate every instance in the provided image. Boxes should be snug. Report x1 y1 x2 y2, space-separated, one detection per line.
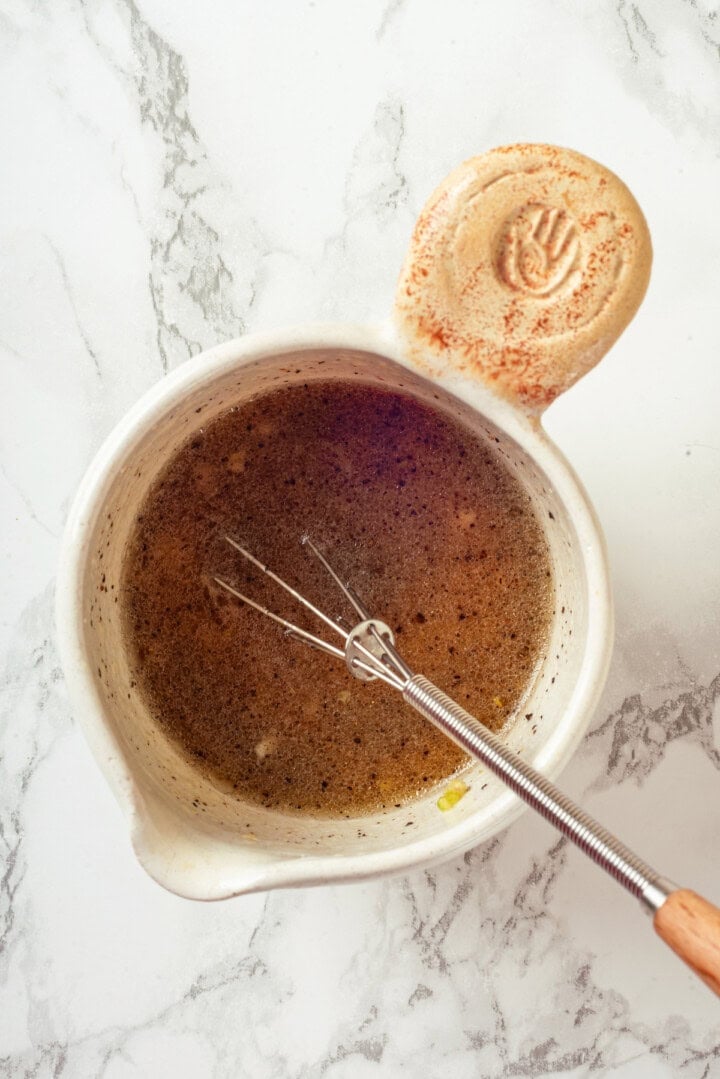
56 145 650 899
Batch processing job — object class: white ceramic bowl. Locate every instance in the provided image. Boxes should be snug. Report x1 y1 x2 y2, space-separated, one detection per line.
56 145 652 899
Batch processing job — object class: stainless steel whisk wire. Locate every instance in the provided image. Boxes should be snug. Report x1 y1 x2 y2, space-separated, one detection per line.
214 535 674 915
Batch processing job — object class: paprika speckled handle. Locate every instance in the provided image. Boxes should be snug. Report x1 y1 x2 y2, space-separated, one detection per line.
394 144 652 412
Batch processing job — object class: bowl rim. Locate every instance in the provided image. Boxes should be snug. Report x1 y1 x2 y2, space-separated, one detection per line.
55 322 614 899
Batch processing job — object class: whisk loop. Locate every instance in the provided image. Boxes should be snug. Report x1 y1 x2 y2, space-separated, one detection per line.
214 536 409 690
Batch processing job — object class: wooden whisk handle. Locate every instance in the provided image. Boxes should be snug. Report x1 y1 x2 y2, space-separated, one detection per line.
654 890 720 995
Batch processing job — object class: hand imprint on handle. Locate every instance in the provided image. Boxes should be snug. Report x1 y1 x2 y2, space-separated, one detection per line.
496 204 580 297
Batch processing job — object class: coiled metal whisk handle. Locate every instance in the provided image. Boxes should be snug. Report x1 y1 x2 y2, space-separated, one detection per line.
404 674 672 913
404 676 720 996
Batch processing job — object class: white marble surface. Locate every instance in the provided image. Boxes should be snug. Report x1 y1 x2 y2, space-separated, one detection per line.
2 1 720 1074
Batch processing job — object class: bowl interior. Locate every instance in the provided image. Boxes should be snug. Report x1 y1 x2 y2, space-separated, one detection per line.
81 347 587 859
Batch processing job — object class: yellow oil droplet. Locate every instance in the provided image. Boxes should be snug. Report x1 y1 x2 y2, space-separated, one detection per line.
437 779 469 812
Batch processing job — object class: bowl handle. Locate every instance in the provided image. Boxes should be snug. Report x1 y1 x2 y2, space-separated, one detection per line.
393 144 652 412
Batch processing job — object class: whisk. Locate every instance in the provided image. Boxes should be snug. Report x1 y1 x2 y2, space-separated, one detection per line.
215 535 720 994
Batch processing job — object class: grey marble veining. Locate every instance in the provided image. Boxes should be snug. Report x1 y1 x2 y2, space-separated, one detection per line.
1 1 720 1075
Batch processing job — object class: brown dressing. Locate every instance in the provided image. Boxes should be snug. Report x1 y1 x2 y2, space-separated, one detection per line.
121 381 553 817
